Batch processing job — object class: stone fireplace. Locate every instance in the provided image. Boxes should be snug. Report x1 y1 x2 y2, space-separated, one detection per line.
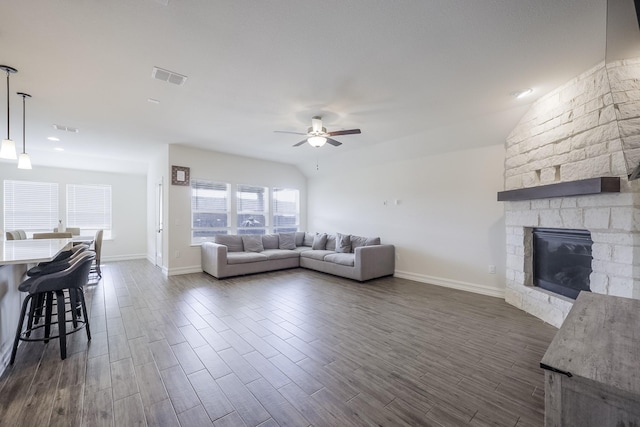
503 59 640 327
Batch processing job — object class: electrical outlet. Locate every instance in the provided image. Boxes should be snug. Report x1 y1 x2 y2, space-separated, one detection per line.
488 264 496 274
175 250 180 258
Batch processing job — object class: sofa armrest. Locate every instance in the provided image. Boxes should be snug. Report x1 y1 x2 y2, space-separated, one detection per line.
354 244 395 281
201 242 228 278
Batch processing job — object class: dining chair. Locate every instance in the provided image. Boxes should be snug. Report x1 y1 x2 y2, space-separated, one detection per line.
90 229 104 279
6 230 27 240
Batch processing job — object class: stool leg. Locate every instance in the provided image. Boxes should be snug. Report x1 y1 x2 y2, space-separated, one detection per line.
56 290 67 360
78 289 91 341
10 295 32 365
44 292 54 343
69 289 78 328
26 295 38 338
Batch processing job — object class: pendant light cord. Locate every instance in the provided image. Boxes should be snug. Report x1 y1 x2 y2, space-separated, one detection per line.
21 94 25 153
5 70 9 139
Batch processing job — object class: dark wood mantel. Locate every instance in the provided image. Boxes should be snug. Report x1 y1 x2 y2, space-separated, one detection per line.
497 177 620 202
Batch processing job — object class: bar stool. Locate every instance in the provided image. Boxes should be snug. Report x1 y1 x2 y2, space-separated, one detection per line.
25 245 90 331
10 251 96 364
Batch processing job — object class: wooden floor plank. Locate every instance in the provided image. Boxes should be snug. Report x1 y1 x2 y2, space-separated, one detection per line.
0 260 558 427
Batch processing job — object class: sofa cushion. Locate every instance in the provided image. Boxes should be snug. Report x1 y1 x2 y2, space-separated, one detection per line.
262 249 301 260
326 234 336 251
227 252 268 265
324 253 355 267
214 234 244 252
279 232 296 250
300 250 336 261
295 231 305 246
262 234 279 249
312 233 328 250
303 232 315 247
335 233 351 253
242 235 264 252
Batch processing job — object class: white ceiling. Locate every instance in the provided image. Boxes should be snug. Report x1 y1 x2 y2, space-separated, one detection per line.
0 0 606 176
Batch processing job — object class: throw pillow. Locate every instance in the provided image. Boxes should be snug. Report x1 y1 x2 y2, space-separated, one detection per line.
350 235 368 252
295 231 305 246
312 233 328 250
335 233 352 253
214 234 244 252
303 232 315 247
326 234 336 251
242 235 264 252
262 234 279 250
279 232 296 250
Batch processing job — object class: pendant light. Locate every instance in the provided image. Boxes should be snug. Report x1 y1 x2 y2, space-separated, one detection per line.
17 92 31 170
0 65 18 159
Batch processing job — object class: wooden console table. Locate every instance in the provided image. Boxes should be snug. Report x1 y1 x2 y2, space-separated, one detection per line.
540 292 640 426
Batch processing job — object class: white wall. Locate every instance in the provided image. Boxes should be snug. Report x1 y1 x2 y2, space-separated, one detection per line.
307 144 506 297
0 163 147 260
164 145 307 275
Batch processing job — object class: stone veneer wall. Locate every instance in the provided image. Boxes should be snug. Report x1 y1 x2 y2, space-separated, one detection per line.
504 59 640 327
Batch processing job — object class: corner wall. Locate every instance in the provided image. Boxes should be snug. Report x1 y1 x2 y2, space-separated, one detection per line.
164 145 308 275
307 144 507 297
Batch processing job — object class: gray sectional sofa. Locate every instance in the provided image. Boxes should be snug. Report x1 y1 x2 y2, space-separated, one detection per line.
201 231 395 281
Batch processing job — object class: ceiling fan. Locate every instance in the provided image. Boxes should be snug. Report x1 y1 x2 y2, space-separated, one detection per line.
275 116 361 148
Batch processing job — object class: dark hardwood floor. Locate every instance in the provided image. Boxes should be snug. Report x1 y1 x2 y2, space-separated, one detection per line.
0 260 557 426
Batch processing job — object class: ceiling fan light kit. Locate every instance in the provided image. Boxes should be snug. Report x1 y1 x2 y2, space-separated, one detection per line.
308 136 327 147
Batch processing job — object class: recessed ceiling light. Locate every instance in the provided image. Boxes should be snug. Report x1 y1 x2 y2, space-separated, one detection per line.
513 88 533 99
147 98 160 104
54 147 64 152
47 136 60 141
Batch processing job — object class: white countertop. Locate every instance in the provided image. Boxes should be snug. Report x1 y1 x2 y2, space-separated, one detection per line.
0 239 72 265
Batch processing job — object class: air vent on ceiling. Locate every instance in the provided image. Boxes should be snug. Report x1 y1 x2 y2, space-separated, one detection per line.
52 124 79 133
151 66 187 86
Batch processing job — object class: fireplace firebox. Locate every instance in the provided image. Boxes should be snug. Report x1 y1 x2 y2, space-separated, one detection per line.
532 228 593 299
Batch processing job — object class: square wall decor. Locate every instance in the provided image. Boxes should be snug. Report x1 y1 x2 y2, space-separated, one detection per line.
171 165 190 186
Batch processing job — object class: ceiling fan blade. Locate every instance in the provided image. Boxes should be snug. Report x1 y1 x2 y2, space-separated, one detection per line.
293 139 308 147
275 130 308 135
328 129 361 136
326 138 342 147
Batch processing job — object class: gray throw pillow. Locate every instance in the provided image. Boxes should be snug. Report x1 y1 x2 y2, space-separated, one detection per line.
312 233 328 250
262 234 279 249
326 235 336 251
279 232 296 250
303 232 315 247
295 231 305 246
350 235 368 252
242 235 264 252
214 234 244 252
335 233 351 253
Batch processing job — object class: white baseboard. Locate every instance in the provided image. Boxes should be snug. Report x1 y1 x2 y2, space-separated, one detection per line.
102 253 147 262
167 266 203 276
394 270 505 298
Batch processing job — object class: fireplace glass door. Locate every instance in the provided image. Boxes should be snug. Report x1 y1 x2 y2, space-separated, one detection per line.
532 228 593 299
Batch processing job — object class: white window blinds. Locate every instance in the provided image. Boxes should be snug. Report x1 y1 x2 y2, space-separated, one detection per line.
273 188 299 233
237 184 268 235
4 180 59 235
67 184 112 238
191 179 230 243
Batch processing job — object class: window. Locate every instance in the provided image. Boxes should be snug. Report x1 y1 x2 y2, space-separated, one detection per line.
67 184 112 239
237 184 268 235
272 188 299 233
4 180 59 237
192 179 230 243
